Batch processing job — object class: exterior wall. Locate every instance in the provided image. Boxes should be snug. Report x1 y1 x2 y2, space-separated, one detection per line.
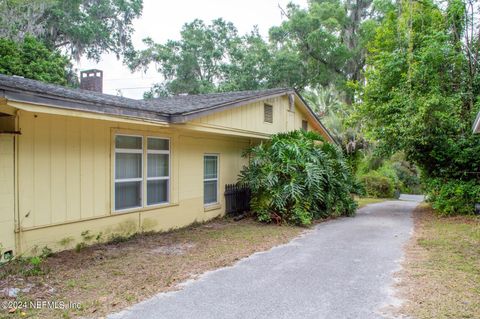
12 110 250 255
0 135 15 259
191 96 314 135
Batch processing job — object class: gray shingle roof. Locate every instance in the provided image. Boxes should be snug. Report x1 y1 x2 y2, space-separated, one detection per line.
147 88 291 115
0 74 162 111
0 74 293 123
0 73 334 141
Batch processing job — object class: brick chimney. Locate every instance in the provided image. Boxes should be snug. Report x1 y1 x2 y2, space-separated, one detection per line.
80 69 103 93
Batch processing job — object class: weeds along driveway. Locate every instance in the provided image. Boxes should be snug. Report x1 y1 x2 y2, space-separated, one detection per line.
109 199 421 319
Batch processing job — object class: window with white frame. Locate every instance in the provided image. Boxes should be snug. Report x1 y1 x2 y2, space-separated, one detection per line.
115 135 143 211
114 135 170 211
147 137 170 206
204 155 219 205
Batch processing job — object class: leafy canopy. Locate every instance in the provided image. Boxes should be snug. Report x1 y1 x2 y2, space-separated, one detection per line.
358 0 480 180
0 0 143 61
128 18 307 97
129 0 386 98
0 36 71 85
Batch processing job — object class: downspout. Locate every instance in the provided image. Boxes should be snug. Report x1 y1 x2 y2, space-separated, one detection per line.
14 110 21 255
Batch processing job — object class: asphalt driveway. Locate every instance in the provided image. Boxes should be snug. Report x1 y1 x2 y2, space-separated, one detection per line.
109 198 421 319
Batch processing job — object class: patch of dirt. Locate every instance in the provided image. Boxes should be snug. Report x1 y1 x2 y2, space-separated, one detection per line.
202 222 229 229
149 243 197 255
0 217 304 318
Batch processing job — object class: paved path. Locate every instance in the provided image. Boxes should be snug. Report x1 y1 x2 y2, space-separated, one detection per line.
109 199 421 319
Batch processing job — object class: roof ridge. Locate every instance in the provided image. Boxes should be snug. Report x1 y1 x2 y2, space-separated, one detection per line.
151 87 291 100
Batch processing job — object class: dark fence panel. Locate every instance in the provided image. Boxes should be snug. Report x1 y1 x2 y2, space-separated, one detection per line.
224 184 251 216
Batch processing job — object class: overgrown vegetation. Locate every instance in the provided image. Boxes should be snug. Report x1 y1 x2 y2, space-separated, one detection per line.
355 152 421 198
238 130 360 226
357 0 480 214
425 179 480 216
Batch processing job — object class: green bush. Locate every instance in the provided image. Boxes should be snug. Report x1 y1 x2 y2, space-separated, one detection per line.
390 153 422 194
355 152 421 197
238 130 360 226
425 179 480 216
359 171 395 198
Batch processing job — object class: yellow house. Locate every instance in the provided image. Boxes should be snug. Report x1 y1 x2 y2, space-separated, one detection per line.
0 71 333 259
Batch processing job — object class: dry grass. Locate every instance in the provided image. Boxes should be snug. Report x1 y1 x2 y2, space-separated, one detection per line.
0 217 304 318
395 204 480 319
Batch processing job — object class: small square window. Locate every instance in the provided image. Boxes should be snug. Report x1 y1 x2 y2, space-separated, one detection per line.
264 104 273 123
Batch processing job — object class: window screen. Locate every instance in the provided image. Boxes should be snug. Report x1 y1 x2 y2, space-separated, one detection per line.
115 135 143 210
146 137 170 206
204 155 218 205
264 104 273 123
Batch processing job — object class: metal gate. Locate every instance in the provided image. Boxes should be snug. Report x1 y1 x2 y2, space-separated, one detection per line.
224 184 251 216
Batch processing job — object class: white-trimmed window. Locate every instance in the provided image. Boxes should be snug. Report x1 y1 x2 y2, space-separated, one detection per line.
115 135 143 211
204 155 219 205
147 137 170 206
114 135 170 211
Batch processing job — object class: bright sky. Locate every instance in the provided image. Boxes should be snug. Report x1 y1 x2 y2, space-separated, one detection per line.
75 0 308 99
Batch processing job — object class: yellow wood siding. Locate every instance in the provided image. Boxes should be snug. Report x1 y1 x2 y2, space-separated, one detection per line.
191 96 314 135
14 111 249 255
0 135 15 257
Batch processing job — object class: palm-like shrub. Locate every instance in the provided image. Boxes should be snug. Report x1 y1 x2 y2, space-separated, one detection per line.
238 130 360 226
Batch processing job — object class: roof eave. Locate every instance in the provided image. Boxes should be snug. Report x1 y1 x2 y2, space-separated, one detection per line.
2 89 170 122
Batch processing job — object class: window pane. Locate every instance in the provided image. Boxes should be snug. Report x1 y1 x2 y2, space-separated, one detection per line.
148 138 169 151
204 180 217 204
147 180 168 205
204 156 218 179
116 135 142 149
115 153 142 179
115 181 141 210
148 154 169 177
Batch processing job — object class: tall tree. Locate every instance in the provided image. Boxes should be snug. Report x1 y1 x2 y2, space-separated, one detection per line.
0 36 72 85
270 0 385 102
128 19 302 97
0 0 143 61
130 19 242 96
303 84 368 173
358 0 480 180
